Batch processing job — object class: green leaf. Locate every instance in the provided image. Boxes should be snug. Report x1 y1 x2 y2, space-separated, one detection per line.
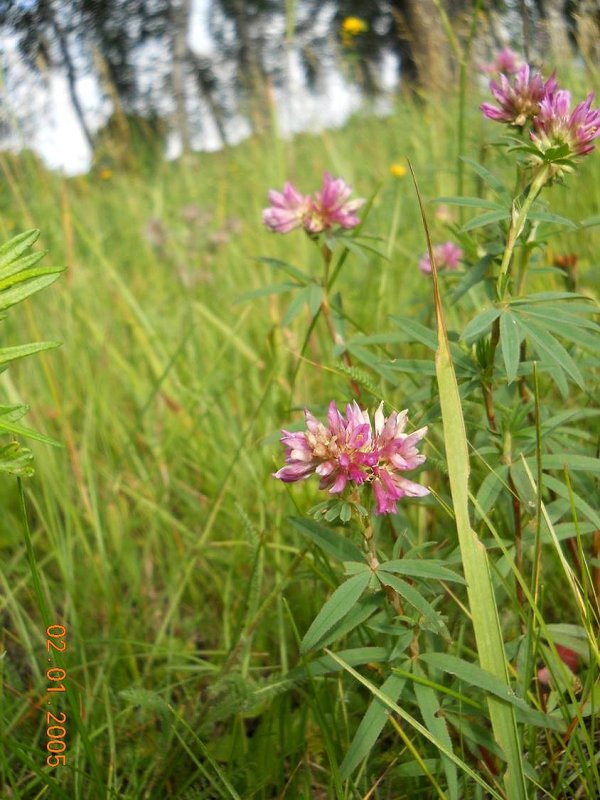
378 559 465 584
0 416 62 447
0 269 64 311
474 466 509 521
419 653 524 706
281 286 313 326
461 157 511 201
377 571 445 631
0 248 47 281
515 317 584 388
327 650 504 799
288 517 364 563
531 454 600 474
307 283 323 317
340 672 407 778
509 291 586 304
516 302 600 329
451 254 494 303
256 256 310 285
461 307 500 344
580 214 600 229
386 358 437 376
435 195 505 210
527 210 576 228
413 668 458 800
0 341 61 368
0 403 30 421
292 647 389 681
309 592 384 651
390 315 438 350
0 229 40 270
300 572 372 653
461 209 511 232
236 282 299 302
499 312 521 384
542 474 600 529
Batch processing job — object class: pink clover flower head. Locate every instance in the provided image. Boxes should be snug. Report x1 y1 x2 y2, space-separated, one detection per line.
480 47 523 76
530 91 600 161
305 171 365 233
273 401 428 514
263 172 364 234
419 241 463 274
481 64 557 127
262 181 311 233
371 405 429 514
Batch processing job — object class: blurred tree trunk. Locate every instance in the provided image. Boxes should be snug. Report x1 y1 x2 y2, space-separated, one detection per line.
170 0 192 155
572 0 600 69
392 0 453 94
537 0 572 62
188 53 229 148
229 0 271 134
46 1 95 150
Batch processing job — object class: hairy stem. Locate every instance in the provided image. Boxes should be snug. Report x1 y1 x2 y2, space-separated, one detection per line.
496 165 549 299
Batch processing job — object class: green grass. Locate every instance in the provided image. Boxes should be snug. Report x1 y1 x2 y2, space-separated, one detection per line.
1 72 599 799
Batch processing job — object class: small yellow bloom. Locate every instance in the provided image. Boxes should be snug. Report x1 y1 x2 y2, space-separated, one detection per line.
98 167 113 181
342 16 368 37
389 163 407 178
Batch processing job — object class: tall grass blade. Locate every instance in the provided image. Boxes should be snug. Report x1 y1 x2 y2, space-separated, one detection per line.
409 161 527 800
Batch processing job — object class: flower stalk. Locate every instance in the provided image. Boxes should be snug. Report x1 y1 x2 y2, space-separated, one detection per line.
496 164 550 298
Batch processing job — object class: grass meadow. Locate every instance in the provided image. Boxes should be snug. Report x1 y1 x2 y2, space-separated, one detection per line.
1 63 600 799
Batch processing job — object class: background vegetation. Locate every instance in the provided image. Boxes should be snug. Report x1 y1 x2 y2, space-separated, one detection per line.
1 2 599 799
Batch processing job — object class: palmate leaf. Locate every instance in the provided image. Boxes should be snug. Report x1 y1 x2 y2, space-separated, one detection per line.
0 230 63 473
514 317 585 388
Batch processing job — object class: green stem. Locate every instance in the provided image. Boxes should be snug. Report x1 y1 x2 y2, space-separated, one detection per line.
320 242 361 399
496 165 549 299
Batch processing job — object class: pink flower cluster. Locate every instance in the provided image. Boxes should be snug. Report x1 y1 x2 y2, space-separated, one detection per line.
481 62 600 166
481 64 557 128
419 241 463 275
273 401 429 515
480 47 522 76
263 172 364 235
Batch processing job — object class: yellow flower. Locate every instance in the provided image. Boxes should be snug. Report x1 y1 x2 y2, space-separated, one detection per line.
98 167 113 181
389 163 407 178
342 17 368 37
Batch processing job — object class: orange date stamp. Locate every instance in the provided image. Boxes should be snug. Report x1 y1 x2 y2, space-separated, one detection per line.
45 625 68 766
